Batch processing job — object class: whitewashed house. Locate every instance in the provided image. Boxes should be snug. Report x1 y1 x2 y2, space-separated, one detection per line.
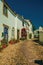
0 0 33 43
34 29 39 38
34 26 43 43
0 0 24 42
24 19 34 39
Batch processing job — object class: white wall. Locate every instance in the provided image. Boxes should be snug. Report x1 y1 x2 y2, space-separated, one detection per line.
24 19 34 39
0 1 17 41
0 1 34 41
17 17 23 39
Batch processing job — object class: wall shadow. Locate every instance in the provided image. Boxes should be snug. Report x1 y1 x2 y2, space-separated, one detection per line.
34 60 43 65
33 40 43 46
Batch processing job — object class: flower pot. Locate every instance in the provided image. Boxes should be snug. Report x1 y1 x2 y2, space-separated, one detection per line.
2 44 6 48
9 40 14 44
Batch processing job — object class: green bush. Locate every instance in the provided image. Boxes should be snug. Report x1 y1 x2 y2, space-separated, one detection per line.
0 42 2 48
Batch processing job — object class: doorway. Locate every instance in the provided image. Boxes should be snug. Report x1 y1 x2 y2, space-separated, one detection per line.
21 28 27 39
17 30 19 40
29 33 32 39
3 24 9 43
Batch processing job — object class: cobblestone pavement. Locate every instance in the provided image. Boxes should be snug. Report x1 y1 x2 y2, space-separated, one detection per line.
0 40 43 65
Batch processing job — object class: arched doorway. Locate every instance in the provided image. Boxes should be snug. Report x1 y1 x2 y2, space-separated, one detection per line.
21 28 27 39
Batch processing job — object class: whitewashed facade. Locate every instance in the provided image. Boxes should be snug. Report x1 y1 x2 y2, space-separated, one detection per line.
0 0 33 43
24 19 34 39
34 26 43 43
0 0 23 42
34 29 39 38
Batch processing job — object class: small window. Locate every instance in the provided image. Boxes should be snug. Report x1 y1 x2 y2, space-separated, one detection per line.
3 4 8 17
11 27 15 39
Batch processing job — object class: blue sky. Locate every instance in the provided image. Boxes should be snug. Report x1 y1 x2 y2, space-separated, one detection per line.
5 0 43 29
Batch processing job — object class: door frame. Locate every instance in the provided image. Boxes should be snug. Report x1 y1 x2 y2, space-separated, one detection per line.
21 28 27 39
17 29 19 40
3 24 9 43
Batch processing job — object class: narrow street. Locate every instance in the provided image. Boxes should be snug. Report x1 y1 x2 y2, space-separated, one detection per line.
0 40 43 65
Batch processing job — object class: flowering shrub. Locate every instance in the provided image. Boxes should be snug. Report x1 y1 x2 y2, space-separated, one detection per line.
9 39 19 44
1 39 8 49
9 40 14 44
2 44 7 48
1 39 5 43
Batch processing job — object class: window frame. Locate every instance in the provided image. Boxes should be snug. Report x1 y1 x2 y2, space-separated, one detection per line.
3 3 8 17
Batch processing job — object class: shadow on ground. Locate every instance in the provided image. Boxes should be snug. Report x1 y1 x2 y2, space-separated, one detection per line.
34 60 43 65
33 40 43 46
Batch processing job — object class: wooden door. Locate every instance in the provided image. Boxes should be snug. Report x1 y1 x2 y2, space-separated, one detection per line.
21 28 27 39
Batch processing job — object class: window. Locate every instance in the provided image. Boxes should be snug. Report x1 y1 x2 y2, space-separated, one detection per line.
3 24 9 43
3 4 8 17
11 27 15 39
